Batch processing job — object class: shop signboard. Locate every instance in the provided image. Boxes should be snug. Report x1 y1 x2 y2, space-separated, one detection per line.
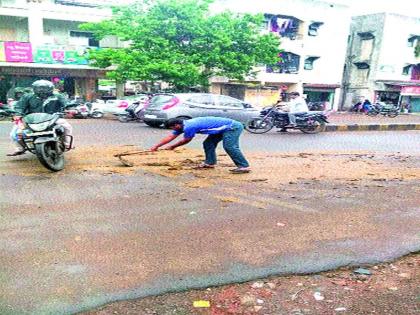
4 42 33 62
33 45 90 65
0 42 5 61
401 86 420 95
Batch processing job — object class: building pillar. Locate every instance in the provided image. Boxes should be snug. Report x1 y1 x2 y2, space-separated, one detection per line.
116 82 125 99
332 88 341 111
27 8 44 47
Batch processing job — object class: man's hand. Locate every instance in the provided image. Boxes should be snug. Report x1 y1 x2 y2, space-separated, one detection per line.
12 116 22 121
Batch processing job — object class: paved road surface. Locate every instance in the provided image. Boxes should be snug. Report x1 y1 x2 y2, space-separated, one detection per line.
1 119 419 154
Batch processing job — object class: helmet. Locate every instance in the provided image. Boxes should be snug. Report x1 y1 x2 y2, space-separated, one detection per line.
32 80 54 98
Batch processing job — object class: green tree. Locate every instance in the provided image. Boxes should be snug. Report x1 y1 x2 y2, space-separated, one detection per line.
81 0 281 91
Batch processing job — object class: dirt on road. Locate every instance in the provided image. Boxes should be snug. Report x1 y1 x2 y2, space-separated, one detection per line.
84 253 420 315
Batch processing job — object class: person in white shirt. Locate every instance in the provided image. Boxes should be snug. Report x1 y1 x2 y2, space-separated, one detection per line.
287 92 309 127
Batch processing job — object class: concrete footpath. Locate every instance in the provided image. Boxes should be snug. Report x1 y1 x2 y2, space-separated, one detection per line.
326 112 420 132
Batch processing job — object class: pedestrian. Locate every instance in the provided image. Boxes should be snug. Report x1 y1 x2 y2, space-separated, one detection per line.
150 117 250 174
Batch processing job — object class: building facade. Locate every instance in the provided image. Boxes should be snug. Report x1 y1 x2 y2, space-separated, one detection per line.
341 13 420 112
0 0 125 103
210 0 351 109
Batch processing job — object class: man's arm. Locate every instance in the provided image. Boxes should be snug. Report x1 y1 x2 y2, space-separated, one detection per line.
151 134 180 151
166 137 193 150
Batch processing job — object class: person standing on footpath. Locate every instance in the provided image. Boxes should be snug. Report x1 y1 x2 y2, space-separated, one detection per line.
151 116 250 174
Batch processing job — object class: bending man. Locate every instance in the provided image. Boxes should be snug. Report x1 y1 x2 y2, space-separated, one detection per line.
151 116 250 174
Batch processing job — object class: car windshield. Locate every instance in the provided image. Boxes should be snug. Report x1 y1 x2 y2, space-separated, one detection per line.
148 94 176 109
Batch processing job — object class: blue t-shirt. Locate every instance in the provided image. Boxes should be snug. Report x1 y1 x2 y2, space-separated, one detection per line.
173 117 235 139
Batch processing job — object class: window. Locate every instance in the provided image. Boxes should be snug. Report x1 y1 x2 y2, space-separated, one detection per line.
354 62 370 69
267 52 300 74
69 31 99 47
214 95 244 108
308 22 324 36
402 65 412 75
304 56 319 70
188 94 215 106
357 32 375 40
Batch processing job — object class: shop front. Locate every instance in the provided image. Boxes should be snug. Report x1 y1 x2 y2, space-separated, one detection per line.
400 86 420 113
303 84 340 110
0 64 105 103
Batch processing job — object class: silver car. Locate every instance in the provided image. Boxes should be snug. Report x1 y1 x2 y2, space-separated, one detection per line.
143 93 259 127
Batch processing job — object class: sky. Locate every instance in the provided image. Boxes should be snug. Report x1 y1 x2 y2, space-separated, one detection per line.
328 0 419 17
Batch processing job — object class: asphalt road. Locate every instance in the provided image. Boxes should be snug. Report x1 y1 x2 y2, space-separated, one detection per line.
1 118 420 154
0 119 419 315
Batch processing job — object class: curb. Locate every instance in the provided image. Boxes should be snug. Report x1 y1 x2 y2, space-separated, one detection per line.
325 124 420 132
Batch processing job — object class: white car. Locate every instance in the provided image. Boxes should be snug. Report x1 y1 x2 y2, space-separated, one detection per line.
103 95 150 115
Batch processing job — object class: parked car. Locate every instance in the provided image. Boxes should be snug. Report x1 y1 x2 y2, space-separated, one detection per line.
103 94 150 115
143 93 259 127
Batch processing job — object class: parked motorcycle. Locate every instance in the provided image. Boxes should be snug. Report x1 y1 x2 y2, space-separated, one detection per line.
117 101 147 122
0 106 16 120
366 102 399 118
245 105 329 134
65 102 104 119
13 112 73 171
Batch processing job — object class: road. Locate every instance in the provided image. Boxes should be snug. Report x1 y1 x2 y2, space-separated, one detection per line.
0 119 419 314
1 119 419 154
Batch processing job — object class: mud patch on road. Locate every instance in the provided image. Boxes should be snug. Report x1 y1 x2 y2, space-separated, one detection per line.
2 146 419 188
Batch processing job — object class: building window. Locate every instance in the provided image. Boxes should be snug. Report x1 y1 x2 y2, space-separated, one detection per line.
267 52 300 74
402 65 412 75
354 62 370 69
69 31 99 47
304 56 319 70
407 35 419 47
265 14 300 40
357 31 375 40
308 22 324 36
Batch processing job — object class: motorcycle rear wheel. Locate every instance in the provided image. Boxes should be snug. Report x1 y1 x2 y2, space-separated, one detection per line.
387 111 399 118
35 142 65 171
245 118 274 134
300 121 326 134
118 114 131 122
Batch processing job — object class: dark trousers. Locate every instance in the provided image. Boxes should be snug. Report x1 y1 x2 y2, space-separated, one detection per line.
203 121 249 168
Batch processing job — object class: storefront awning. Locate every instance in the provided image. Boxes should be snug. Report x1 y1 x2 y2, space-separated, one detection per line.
0 62 107 78
376 80 420 87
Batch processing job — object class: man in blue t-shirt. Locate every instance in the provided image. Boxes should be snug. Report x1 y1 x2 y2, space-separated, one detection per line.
151 117 250 173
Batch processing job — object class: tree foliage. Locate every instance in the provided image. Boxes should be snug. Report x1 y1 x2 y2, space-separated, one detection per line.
80 0 281 90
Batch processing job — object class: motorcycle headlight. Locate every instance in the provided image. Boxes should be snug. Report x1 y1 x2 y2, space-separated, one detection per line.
28 121 51 132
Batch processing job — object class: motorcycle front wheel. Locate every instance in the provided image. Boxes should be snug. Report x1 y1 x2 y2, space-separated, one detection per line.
91 111 104 119
245 118 274 134
367 110 379 116
300 121 326 134
35 142 65 171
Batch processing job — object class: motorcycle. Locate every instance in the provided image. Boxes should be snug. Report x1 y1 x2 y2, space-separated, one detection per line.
117 101 147 122
245 105 329 134
0 106 16 120
366 102 399 117
65 102 104 119
13 112 73 171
